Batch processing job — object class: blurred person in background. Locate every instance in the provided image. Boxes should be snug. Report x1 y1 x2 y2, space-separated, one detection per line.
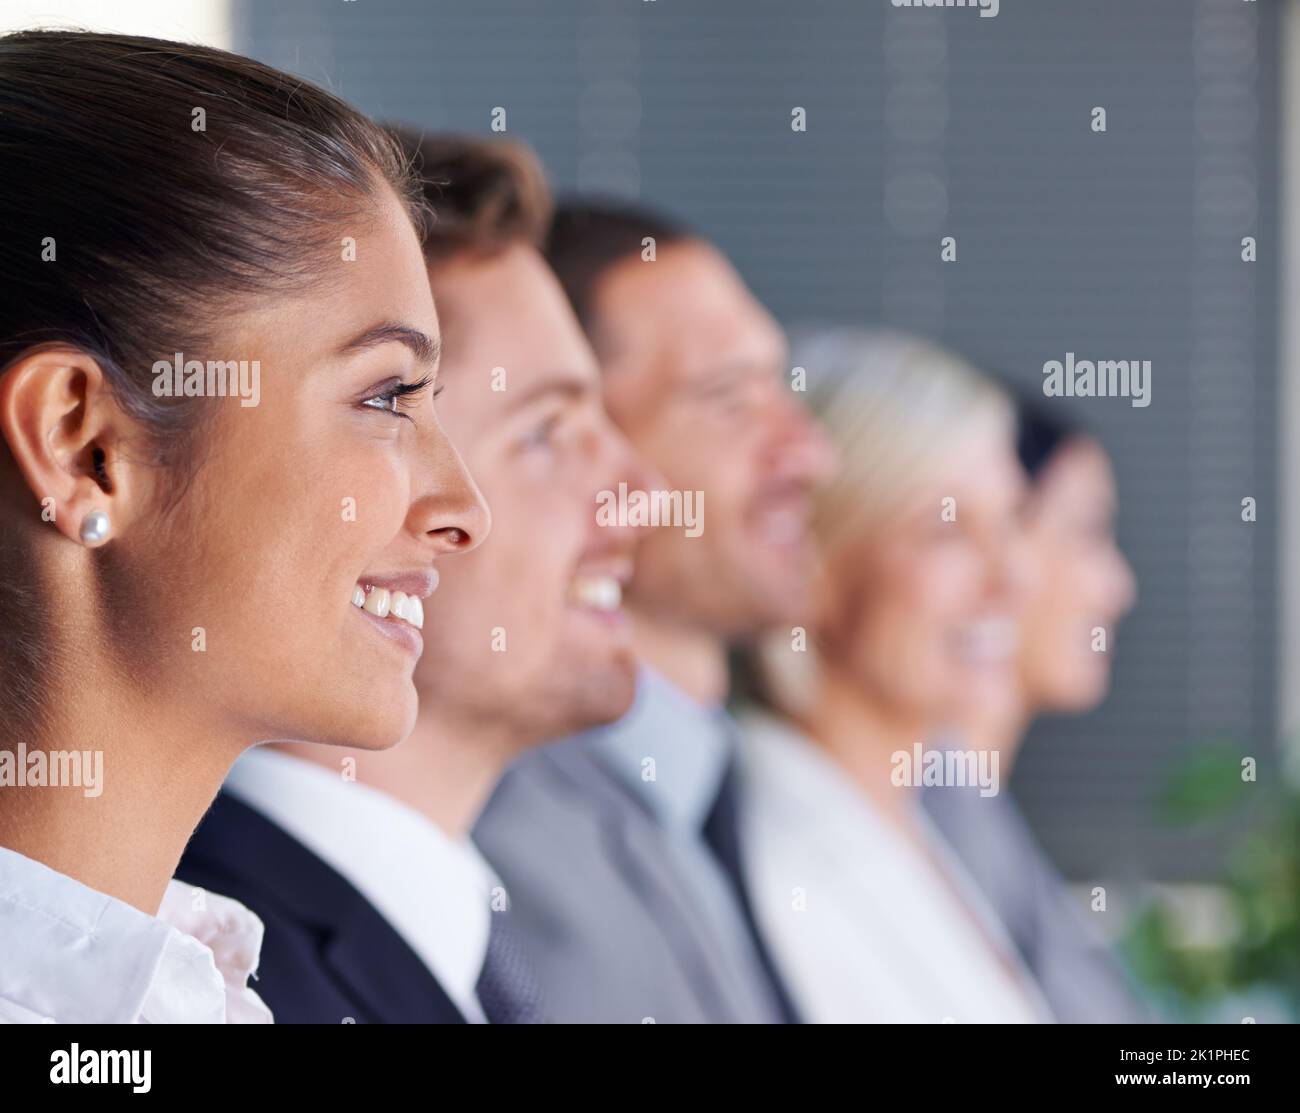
180 134 649 1023
474 203 834 1023
737 328 1051 1023
922 401 1150 1023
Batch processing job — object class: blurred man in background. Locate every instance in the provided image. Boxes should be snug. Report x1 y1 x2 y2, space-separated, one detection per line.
475 204 834 1023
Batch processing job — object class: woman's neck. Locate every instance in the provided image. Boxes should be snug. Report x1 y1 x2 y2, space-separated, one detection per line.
273 697 516 840
955 692 1032 775
0 683 241 916
797 668 934 831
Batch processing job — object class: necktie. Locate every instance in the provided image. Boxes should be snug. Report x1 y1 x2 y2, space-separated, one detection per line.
475 912 548 1024
702 739 804 1024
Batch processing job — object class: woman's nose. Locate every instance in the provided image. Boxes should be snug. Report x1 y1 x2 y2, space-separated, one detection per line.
415 438 491 555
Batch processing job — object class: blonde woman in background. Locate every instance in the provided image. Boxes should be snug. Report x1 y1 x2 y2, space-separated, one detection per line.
736 328 1052 1023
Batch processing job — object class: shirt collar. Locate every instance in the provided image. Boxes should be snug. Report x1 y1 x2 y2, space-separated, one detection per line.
585 666 736 832
151 879 273 1024
0 844 270 1024
222 746 497 1022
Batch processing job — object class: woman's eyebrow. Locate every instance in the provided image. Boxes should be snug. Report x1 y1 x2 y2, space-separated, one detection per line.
337 322 441 366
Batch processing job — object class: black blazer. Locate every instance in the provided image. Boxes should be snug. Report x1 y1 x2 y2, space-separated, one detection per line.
177 792 466 1024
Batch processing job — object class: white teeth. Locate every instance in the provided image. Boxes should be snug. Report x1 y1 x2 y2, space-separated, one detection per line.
390 591 410 623
760 508 805 544
572 576 622 613
764 509 806 543
354 583 424 630
362 586 391 619
952 617 1017 663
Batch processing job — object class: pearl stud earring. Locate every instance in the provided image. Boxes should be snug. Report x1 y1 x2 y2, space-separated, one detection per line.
79 509 111 547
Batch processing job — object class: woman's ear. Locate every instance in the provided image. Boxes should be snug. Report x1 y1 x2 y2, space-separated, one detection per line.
0 346 143 547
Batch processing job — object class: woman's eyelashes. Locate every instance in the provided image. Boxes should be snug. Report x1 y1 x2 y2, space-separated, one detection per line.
361 374 440 420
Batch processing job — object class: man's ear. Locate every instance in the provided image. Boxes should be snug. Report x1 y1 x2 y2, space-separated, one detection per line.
0 346 145 546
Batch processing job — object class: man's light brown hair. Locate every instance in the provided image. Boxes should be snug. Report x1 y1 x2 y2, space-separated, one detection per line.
384 126 553 264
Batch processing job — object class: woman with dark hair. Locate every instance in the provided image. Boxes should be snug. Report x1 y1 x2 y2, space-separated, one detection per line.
0 30 488 1023
1011 404 1137 727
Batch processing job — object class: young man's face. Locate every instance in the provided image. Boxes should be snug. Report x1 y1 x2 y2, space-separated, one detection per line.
594 240 835 640
414 242 647 745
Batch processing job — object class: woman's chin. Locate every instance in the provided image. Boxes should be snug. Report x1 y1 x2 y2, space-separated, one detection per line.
355 699 419 751
1036 669 1109 715
298 685 418 751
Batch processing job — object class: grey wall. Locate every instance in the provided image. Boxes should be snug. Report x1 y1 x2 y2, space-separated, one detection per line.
236 0 1280 883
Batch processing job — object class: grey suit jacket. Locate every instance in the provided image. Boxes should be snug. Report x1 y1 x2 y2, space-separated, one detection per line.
474 733 785 1024
922 783 1155 1023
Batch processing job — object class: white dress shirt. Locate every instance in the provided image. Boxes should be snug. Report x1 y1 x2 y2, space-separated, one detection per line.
222 746 498 1023
0 845 271 1024
736 711 1053 1024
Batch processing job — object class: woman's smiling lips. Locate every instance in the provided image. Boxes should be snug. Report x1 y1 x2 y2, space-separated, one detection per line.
350 569 440 657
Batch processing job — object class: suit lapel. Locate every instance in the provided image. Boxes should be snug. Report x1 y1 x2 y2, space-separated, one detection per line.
185 792 467 1024
541 744 754 1022
702 758 803 1023
324 901 466 1024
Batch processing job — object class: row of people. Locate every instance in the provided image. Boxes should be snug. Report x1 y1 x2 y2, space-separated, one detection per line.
0 30 1147 1024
